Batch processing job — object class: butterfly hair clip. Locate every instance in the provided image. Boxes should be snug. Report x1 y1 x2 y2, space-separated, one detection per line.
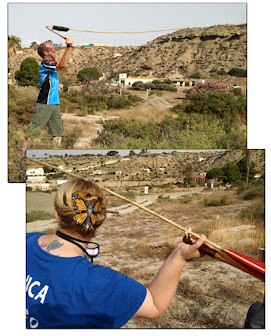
72 195 103 229
72 194 119 229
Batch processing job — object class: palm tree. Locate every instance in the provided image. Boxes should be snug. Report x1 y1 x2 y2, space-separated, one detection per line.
8 35 22 85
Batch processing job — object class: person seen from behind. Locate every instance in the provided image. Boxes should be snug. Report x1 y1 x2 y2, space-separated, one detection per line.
26 177 206 328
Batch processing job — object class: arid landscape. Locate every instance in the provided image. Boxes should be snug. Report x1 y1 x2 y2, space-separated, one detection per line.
26 150 265 328
9 24 247 84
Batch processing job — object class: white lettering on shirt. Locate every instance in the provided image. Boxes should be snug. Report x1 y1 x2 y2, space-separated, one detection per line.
26 275 49 304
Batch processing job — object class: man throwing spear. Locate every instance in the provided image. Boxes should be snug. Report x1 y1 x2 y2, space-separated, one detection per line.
24 35 73 150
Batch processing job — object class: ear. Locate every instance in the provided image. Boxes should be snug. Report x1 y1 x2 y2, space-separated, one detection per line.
54 209 61 224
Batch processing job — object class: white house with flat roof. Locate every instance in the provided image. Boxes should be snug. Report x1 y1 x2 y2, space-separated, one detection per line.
26 168 45 176
118 73 158 86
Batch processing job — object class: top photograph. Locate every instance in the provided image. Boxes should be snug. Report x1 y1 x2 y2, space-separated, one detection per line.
8 2 247 180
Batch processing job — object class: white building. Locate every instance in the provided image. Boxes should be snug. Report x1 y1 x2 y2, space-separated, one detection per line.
27 176 46 182
94 170 103 175
26 168 45 176
57 180 68 185
118 73 158 86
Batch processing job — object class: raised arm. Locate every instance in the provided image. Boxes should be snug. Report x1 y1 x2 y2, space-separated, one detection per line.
134 236 206 319
56 36 73 70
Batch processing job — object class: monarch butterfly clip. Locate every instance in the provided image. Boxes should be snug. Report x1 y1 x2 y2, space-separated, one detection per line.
72 194 102 229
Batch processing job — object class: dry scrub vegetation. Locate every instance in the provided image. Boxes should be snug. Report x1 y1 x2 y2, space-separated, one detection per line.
27 184 265 329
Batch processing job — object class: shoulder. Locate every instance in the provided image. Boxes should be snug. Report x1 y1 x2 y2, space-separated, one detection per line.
40 61 58 71
26 232 44 240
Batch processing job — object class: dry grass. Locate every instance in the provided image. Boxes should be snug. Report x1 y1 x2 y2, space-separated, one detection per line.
27 187 265 329
204 217 265 256
63 118 97 138
105 107 171 122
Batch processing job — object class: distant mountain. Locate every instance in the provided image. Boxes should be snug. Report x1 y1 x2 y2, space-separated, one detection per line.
9 24 247 84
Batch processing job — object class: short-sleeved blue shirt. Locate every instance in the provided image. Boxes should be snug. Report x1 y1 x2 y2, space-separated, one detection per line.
26 232 146 329
36 61 60 105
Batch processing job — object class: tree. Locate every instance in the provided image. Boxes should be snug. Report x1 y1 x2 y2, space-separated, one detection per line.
8 35 22 49
206 167 223 180
245 150 251 183
43 166 51 174
184 164 193 186
15 57 40 87
106 150 119 156
237 155 257 182
129 150 136 156
30 41 38 50
77 67 102 83
222 161 241 183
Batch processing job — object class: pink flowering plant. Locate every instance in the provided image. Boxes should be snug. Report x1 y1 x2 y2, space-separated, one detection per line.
187 80 229 97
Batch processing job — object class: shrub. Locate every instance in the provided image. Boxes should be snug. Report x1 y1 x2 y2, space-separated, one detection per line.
77 67 102 83
60 90 142 113
15 57 40 87
132 81 177 92
231 88 243 96
204 196 230 206
189 72 205 79
242 185 265 200
187 80 229 96
228 68 247 77
241 198 265 222
95 112 246 149
184 91 246 120
61 127 82 148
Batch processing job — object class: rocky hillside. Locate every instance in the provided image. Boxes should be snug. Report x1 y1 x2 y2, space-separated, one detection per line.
27 149 264 183
9 24 247 83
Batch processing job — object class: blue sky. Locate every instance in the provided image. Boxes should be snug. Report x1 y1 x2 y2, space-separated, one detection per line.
8 1 247 47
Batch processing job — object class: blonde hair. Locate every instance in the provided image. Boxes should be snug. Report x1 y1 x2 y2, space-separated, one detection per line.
54 178 107 237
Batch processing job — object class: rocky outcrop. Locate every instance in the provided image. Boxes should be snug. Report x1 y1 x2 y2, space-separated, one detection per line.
9 24 247 83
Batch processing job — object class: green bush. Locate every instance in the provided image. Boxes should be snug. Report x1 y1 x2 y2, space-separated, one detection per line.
228 68 247 77
204 196 230 206
77 67 102 82
95 113 246 149
184 92 247 120
15 57 40 87
132 81 177 92
60 90 142 113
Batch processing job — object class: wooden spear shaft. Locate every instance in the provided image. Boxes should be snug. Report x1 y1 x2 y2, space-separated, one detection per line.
27 157 225 252
46 25 66 39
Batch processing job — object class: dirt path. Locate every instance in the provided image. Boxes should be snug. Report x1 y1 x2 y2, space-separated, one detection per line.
61 96 174 148
107 187 208 216
62 113 119 148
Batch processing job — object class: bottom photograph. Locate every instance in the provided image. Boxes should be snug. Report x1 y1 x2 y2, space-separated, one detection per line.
25 149 265 329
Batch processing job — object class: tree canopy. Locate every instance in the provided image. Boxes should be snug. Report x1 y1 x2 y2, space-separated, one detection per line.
15 57 40 87
77 67 102 83
206 157 257 184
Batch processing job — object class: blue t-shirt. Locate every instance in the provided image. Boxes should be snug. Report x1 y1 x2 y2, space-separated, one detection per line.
26 232 146 329
36 61 60 105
